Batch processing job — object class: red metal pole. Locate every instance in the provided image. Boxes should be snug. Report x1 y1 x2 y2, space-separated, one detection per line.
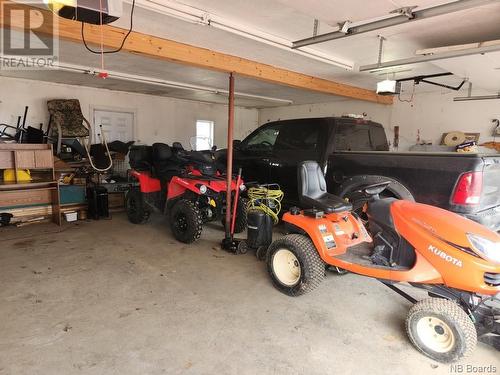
224 73 235 239
230 169 242 234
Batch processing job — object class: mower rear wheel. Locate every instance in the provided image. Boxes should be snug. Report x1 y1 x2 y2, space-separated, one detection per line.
170 199 203 244
406 298 477 363
126 188 150 224
267 234 325 296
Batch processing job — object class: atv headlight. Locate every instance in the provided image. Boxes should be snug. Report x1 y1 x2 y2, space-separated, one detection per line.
467 233 500 265
199 184 208 194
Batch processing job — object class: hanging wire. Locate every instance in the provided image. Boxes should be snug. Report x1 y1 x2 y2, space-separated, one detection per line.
81 0 136 54
398 81 416 103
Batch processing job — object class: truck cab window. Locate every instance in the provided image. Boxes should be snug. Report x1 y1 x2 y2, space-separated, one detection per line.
274 122 321 151
369 127 390 151
335 123 388 151
243 125 281 152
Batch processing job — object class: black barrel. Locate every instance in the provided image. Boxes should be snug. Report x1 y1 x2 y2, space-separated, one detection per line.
246 209 273 249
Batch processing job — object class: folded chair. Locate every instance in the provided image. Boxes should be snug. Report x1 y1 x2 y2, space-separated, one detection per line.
47 99 112 172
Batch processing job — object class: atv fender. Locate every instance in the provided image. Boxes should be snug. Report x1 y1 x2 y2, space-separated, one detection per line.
130 170 161 193
167 176 205 200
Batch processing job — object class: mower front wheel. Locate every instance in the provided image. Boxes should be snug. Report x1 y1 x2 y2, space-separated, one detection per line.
266 234 325 296
406 298 477 363
170 199 203 244
126 188 150 224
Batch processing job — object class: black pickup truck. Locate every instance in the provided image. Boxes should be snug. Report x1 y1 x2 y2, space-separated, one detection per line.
223 117 500 231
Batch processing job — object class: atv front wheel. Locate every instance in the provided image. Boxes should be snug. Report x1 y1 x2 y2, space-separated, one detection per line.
266 234 325 296
406 298 477 363
126 188 150 224
170 199 203 243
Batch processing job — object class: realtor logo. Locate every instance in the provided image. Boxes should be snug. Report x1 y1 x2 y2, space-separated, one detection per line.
1 1 58 69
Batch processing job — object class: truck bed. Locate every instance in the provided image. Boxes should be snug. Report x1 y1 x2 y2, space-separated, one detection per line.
327 151 500 230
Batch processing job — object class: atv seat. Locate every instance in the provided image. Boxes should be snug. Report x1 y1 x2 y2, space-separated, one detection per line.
152 143 182 181
172 142 184 152
298 161 352 213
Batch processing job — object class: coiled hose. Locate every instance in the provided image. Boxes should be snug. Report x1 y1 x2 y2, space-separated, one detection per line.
246 184 284 224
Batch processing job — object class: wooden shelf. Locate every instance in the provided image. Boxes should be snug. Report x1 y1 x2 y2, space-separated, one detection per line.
0 144 60 225
0 180 58 190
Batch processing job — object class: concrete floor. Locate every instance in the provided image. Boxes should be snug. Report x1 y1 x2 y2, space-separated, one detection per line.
0 214 498 375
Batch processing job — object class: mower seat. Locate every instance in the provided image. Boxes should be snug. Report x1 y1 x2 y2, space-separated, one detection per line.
298 161 352 213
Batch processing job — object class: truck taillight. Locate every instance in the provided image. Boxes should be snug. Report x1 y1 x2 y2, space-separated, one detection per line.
452 172 483 205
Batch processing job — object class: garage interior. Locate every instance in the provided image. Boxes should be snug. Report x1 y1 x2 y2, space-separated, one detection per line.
1 0 499 373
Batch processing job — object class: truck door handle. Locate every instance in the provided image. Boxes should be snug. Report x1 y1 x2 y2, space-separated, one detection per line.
270 162 281 167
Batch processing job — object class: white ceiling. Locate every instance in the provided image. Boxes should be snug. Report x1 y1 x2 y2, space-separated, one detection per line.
2 0 500 106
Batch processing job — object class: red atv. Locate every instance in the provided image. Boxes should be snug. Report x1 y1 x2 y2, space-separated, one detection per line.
126 142 247 243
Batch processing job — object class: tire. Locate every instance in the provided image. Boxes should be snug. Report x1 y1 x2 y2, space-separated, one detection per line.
266 234 325 296
406 298 477 363
126 188 150 224
222 197 248 234
337 175 414 212
337 175 414 223
169 199 203 244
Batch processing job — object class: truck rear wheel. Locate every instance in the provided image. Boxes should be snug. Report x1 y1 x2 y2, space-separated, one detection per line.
337 175 414 217
406 298 477 363
170 199 203 243
126 188 150 224
266 234 325 296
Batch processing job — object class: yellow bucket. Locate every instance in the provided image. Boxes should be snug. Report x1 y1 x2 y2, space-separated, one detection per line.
3 169 32 182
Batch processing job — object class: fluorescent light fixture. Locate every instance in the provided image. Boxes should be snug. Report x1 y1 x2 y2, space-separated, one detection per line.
376 79 401 95
135 0 353 70
453 94 500 102
54 63 294 104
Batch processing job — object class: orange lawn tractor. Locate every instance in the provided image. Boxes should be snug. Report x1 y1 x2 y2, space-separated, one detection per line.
266 161 500 363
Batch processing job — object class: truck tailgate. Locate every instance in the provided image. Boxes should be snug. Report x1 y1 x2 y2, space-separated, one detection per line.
480 156 500 211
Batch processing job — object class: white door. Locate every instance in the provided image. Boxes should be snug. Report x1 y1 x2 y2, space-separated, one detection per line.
93 109 134 143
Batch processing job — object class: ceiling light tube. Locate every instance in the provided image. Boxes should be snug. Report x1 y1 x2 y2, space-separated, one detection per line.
211 22 352 69
453 94 500 101
134 0 353 70
54 62 294 104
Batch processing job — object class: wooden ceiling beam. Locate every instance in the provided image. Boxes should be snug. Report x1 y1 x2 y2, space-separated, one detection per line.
0 0 393 104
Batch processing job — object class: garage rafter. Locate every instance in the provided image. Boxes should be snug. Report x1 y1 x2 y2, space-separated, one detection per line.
0 0 393 104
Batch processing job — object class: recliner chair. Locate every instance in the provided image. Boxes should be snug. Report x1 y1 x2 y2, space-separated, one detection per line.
298 160 352 213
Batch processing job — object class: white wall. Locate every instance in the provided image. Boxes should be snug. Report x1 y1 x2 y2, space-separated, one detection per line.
0 76 259 148
390 89 499 150
258 100 391 127
259 89 500 151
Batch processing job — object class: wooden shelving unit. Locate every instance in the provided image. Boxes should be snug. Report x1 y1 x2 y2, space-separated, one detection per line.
0 144 61 225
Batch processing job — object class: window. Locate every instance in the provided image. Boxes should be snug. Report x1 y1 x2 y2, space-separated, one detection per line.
195 120 214 150
274 121 322 151
242 123 282 153
334 123 389 151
